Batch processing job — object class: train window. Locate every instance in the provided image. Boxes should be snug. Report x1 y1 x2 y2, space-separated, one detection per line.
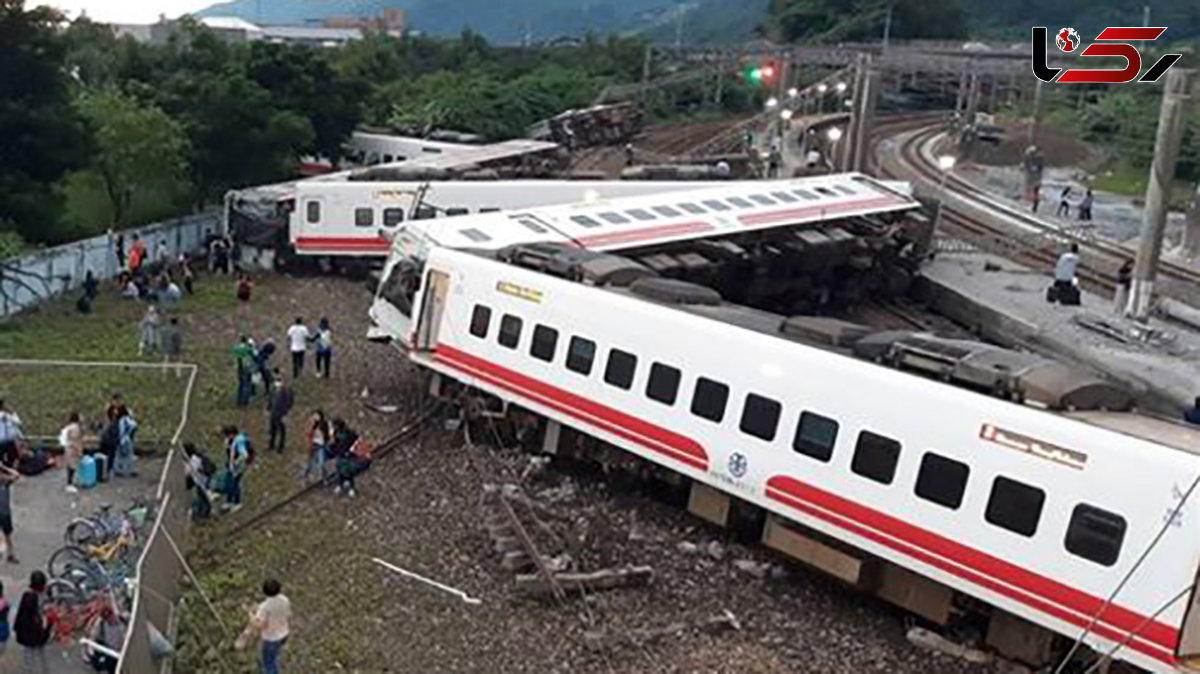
749 194 777 206
816 187 837 196
469 305 491 339
446 207 469 217
571 215 601 228
383 208 404 227
498 315 523 349
770 191 798 203
652 205 681 217
515 216 549 233
677 203 706 214
459 228 491 243
645 363 681 405
603 348 638 390
792 412 838 462
599 212 630 225
690 377 729 423
306 201 321 224
701 199 731 212
530 325 558 362
727 197 755 209
851 431 901 484
415 205 437 220
480 207 501 213
566 336 596 375
625 209 656 222
792 190 817 200
355 208 374 227
1065 504 1126 566
835 185 856 195
740 394 782 441
383 154 394 163
985 476 1045 537
914 452 969 509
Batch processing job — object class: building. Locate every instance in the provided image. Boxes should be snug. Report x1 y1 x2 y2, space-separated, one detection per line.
107 10 404 47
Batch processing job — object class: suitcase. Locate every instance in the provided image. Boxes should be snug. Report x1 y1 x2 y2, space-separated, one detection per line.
1045 284 1058 303
1060 284 1081 306
76 455 98 489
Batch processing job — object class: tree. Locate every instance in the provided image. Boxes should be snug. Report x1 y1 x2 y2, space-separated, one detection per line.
0 0 87 242
766 0 965 44
74 89 190 227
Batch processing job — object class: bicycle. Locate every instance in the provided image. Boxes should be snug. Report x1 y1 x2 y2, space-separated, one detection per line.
64 499 151 547
43 586 124 644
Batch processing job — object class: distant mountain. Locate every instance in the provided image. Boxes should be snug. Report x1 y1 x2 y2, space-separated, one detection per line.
193 0 764 44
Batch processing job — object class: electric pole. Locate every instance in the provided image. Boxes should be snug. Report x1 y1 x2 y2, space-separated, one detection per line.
1128 68 1196 319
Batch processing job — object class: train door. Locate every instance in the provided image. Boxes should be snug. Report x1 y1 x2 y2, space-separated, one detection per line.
414 269 451 351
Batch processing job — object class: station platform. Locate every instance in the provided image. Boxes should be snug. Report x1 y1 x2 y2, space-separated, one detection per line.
917 252 1200 415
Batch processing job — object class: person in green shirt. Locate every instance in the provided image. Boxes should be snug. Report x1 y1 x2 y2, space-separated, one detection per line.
232 336 255 408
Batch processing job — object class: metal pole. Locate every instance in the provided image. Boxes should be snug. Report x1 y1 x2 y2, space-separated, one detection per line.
934 167 951 231
882 3 893 49
1028 79 1042 146
1127 69 1195 319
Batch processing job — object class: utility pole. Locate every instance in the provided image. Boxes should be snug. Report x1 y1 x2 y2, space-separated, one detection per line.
851 62 880 172
1127 69 1195 319
882 3 893 49
640 44 653 112
1028 79 1043 146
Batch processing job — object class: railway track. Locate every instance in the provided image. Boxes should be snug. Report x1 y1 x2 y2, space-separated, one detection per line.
879 122 1200 305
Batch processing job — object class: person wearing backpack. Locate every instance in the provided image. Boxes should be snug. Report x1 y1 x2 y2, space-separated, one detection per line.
222 426 251 512
114 407 139 478
0 580 11 657
14 571 51 672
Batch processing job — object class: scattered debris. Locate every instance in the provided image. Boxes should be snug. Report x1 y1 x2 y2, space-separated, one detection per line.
677 541 700 554
705 541 726 560
372 557 483 605
582 610 741 652
906 627 992 664
733 559 771 579
516 565 654 599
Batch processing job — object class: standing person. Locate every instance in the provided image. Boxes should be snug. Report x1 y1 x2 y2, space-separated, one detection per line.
267 377 293 453
1057 186 1071 217
254 342 277 402
14 571 50 672
624 142 635 167
302 410 330 483
1114 259 1133 315
105 393 124 424
0 401 22 468
1051 243 1081 306
180 255 195 295
162 318 184 378
59 412 83 493
114 233 126 272
235 274 254 323
82 270 99 302
1029 183 1041 213
329 418 358 497
138 305 160 357
0 580 10 658
1079 188 1094 221
222 426 250 512
236 578 291 674
114 407 138 478
128 235 147 277
314 318 333 379
0 462 18 563
286 318 310 380
183 443 216 521
232 336 255 408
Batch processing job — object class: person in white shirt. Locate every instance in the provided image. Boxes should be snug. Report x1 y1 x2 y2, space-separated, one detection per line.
285 318 310 379
0 400 22 465
1051 243 1080 305
237 578 291 674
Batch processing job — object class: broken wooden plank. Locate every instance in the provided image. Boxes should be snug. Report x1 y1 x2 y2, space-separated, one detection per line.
516 565 653 598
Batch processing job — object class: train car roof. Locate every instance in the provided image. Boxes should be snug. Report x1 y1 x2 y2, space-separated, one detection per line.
402 172 917 253
1066 411 1200 456
386 139 559 171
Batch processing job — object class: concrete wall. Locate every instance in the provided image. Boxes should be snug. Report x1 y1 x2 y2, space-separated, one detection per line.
0 213 220 318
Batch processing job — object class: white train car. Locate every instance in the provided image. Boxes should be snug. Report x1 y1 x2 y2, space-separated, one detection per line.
396 243 1200 673
298 132 476 175
290 179 731 257
370 173 919 341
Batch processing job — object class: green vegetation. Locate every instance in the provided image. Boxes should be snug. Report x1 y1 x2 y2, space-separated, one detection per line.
0 3 663 252
764 0 965 43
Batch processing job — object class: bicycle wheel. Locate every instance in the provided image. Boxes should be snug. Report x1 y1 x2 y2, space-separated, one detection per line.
49 546 102 585
65 517 106 546
45 578 87 608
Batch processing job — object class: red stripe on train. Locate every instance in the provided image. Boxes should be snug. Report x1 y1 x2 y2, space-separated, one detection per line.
294 236 391 251
433 344 709 471
765 476 1178 660
574 221 714 248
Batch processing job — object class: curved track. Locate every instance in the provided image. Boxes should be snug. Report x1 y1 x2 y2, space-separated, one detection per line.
877 121 1200 304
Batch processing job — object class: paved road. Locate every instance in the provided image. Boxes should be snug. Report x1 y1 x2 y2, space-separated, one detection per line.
0 458 163 672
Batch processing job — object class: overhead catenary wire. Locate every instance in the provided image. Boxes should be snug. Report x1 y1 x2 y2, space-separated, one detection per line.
1079 582 1197 674
1052 471 1200 674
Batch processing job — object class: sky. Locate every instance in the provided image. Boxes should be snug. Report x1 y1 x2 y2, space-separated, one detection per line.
46 0 215 24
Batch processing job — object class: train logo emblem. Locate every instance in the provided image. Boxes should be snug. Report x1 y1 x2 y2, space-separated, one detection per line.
1054 28 1079 52
728 452 748 479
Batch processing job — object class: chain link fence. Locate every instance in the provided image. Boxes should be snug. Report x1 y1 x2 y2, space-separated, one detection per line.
0 213 221 318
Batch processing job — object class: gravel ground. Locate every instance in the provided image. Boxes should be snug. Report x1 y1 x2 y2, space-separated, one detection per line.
172 273 996 673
